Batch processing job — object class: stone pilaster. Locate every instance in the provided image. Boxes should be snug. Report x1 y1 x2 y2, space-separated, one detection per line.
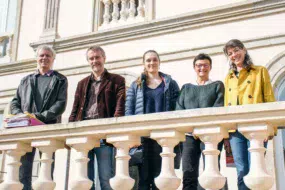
40 0 60 40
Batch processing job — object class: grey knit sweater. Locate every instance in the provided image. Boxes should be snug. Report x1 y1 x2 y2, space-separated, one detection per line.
176 81 224 110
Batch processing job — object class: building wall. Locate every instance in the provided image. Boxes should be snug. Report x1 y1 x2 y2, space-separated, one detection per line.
0 0 285 189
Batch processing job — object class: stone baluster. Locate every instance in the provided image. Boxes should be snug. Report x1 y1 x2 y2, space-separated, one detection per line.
5 35 13 59
111 0 120 24
150 130 185 190
0 142 32 190
107 134 140 190
238 123 275 190
31 139 65 190
101 0 111 26
137 0 145 18
129 0 136 20
120 0 129 22
66 136 100 190
193 126 228 190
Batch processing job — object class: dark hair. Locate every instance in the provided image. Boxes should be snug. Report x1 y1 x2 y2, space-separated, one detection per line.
193 53 212 68
86 46 106 61
136 50 161 87
223 39 253 71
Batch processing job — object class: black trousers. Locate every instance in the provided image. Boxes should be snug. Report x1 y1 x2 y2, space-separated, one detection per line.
182 136 224 190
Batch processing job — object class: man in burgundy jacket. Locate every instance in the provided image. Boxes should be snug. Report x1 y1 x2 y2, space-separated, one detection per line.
69 46 125 190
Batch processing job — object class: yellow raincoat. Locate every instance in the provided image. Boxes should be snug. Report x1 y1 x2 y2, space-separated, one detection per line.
224 65 276 133
225 65 275 106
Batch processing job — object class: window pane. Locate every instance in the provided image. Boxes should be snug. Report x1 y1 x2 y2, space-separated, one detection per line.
6 0 17 33
0 0 17 34
0 0 9 33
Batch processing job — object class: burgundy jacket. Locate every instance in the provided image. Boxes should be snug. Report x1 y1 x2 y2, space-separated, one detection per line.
69 70 125 122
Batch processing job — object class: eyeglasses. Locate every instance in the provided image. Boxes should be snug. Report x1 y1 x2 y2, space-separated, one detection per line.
195 64 210 69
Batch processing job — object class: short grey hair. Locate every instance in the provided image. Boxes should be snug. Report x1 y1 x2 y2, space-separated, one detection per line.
86 46 106 61
35 45 56 59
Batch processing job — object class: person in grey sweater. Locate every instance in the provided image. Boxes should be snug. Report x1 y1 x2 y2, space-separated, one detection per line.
176 53 225 190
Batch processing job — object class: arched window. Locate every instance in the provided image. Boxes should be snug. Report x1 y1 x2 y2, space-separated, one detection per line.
267 50 285 190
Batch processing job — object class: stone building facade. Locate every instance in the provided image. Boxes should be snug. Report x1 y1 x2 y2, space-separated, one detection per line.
0 0 285 189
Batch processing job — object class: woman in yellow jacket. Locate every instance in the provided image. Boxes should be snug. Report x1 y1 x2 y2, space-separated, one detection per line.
223 39 275 190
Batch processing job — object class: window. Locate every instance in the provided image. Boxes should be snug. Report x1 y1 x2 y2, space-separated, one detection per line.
0 0 17 34
0 0 17 61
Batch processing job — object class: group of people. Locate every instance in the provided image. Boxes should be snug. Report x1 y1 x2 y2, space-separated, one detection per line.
10 39 275 190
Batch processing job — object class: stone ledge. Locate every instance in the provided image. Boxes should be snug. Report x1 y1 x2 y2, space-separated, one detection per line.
0 88 17 99
0 59 36 76
0 102 284 142
30 0 285 52
2 33 285 77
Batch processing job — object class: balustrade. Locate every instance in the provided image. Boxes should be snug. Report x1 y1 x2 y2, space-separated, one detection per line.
0 34 13 63
32 139 65 190
100 0 146 30
0 102 284 189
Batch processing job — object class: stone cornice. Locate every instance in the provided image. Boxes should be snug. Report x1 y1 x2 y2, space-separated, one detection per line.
30 0 285 52
0 102 284 142
1 33 285 77
0 59 36 76
0 88 16 99
1 32 285 77
55 33 285 76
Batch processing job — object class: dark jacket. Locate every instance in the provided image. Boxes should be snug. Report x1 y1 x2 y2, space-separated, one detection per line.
10 71 68 124
125 72 179 115
69 70 125 122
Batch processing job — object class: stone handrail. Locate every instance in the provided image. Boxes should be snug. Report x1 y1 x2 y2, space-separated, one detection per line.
0 102 285 190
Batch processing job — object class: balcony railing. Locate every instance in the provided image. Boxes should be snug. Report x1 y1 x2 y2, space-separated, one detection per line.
99 0 145 30
0 102 284 190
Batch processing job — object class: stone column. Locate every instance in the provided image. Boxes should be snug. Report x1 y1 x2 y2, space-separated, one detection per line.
66 136 100 190
120 0 129 22
111 0 120 24
31 139 65 190
238 123 275 190
0 142 32 190
150 130 185 190
101 0 111 26
107 134 140 190
40 0 61 40
129 0 136 20
193 126 228 190
137 0 145 18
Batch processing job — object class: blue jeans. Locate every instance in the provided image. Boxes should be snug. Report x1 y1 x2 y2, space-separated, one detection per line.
88 140 115 190
19 148 55 190
229 131 267 190
182 135 224 190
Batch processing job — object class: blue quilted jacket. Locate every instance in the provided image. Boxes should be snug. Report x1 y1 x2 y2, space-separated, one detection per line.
125 72 180 115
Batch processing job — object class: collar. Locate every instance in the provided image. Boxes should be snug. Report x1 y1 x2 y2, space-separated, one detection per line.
229 65 256 75
90 69 107 82
35 69 54 76
196 79 213 86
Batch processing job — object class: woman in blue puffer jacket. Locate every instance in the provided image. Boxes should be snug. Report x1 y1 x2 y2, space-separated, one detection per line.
125 50 180 190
